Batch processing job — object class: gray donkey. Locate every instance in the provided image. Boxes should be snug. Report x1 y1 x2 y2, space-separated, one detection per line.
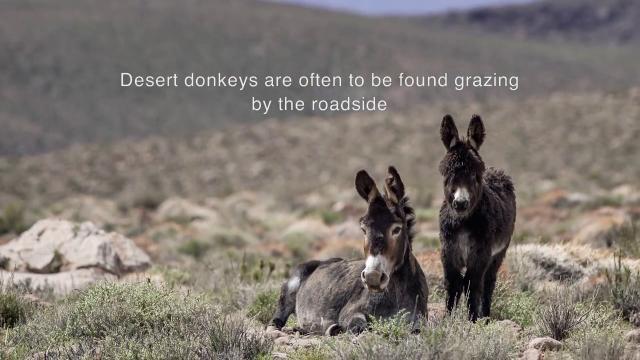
438 114 516 321
270 167 428 335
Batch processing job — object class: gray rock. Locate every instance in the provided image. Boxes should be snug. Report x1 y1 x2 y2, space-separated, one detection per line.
0 219 150 276
626 329 640 344
0 268 116 295
520 348 543 360
528 336 562 351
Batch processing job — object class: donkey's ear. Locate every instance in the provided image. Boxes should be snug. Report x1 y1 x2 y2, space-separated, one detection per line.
384 166 405 205
355 170 381 202
440 114 459 151
467 114 485 150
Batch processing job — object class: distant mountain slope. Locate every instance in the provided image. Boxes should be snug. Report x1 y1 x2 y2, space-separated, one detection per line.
2 90 639 210
432 0 640 44
1 0 640 155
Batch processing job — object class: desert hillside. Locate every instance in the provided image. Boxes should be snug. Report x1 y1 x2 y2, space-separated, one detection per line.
430 0 640 45
2 0 640 155
2 0 640 359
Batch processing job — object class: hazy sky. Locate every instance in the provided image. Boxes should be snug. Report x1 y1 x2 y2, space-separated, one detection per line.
269 0 535 15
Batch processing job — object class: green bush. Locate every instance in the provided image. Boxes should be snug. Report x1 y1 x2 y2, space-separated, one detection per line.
491 281 537 326
246 289 279 325
369 310 412 343
6 282 272 359
178 239 211 260
0 203 28 235
0 291 30 328
319 210 343 225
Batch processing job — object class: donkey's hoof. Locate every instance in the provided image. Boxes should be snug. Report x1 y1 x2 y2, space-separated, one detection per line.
325 324 343 336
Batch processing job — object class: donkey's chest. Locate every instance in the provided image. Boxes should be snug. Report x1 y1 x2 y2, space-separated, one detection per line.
451 229 508 275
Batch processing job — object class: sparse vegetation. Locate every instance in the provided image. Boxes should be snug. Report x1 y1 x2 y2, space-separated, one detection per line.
605 252 640 324
492 280 537 326
0 291 30 329
247 289 279 325
178 239 211 260
535 291 592 341
0 203 28 235
4 282 272 359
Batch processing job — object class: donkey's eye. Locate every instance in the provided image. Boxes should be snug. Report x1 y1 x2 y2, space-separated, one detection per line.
391 226 402 236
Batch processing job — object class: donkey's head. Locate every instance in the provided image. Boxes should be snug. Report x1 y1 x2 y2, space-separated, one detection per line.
355 166 415 292
439 114 487 217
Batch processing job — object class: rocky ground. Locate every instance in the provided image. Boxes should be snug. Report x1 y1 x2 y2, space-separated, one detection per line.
1 180 639 358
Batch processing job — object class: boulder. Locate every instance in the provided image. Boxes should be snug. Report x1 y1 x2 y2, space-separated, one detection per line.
528 337 562 351
0 268 116 295
0 219 150 276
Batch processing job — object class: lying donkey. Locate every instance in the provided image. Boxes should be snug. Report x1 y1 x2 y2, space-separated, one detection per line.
438 114 516 321
270 167 428 335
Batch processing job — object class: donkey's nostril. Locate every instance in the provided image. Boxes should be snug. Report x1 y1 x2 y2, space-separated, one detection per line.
380 272 388 284
361 270 366 281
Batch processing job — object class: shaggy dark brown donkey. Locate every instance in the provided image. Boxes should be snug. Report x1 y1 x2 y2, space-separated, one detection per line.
270 167 428 335
438 114 516 321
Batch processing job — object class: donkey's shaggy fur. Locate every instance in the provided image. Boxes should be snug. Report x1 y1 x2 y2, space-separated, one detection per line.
438 114 516 321
271 167 428 335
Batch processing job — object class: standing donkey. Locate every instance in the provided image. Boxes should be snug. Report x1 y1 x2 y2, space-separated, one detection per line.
438 114 516 321
270 167 428 335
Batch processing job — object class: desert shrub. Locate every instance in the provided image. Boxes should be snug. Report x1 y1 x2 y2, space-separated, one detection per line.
616 220 639 258
369 311 412 343
156 266 193 288
574 332 626 360
333 304 519 360
0 291 30 328
319 210 343 225
206 315 273 359
0 203 28 235
246 289 279 325
178 239 211 260
535 291 591 341
282 232 313 261
6 282 272 359
491 280 537 326
288 345 331 360
605 252 640 323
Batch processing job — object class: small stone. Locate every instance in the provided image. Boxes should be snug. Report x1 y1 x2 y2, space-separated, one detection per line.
528 337 562 351
265 326 288 339
625 329 640 344
274 336 291 346
520 348 543 360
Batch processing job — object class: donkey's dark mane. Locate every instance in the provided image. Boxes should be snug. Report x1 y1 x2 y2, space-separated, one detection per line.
399 196 416 245
438 142 485 178
381 193 416 245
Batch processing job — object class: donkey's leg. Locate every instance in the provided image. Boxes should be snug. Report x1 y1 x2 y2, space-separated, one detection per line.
443 260 464 313
466 255 490 322
482 249 507 318
346 313 368 334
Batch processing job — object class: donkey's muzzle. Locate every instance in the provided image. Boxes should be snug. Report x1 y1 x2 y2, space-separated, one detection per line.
361 269 388 291
452 198 469 212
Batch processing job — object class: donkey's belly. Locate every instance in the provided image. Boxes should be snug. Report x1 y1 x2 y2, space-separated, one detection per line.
295 260 365 333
